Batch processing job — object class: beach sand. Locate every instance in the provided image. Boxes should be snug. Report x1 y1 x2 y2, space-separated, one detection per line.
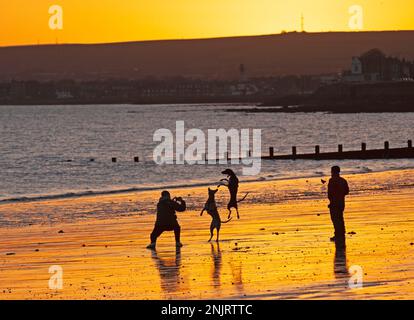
0 169 413 300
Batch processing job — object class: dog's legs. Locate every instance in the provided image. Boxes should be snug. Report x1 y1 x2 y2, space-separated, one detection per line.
208 223 214 242
215 224 221 242
227 208 232 219
236 207 240 220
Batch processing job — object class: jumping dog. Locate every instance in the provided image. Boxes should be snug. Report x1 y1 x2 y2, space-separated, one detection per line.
200 188 232 242
219 169 249 219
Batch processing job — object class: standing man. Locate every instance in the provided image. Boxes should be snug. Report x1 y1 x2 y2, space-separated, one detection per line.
328 166 349 244
147 191 186 250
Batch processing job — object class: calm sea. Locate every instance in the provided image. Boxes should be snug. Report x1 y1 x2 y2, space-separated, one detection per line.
1 104 413 202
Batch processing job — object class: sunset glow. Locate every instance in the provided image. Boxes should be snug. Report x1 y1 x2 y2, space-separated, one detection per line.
1 0 414 46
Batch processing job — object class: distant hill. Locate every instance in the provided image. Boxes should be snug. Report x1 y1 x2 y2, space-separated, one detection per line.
1 31 414 81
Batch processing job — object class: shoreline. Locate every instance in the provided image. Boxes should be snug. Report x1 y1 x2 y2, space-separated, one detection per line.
1 166 413 205
0 168 414 229
3 100 414 114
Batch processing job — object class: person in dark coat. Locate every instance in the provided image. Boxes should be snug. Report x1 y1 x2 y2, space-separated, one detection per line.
147 191 186 250
328 166 350 245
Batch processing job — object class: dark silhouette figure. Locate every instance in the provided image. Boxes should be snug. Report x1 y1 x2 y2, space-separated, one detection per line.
210 243 222 288
151 248 182 294
200 188 232 242
220 169 248 219
147 191 186 250
328 166 349 245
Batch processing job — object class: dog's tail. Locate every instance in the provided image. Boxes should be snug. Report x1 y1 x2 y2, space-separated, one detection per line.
237 192 249 203
221 217 233 224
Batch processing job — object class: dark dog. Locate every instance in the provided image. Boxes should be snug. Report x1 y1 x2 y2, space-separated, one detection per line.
220 169 248 219
200 188 232 242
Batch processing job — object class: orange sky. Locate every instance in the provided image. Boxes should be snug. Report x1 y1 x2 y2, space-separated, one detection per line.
1 0 414 46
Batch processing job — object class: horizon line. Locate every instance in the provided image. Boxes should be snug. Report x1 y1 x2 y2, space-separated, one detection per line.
1 29 414 49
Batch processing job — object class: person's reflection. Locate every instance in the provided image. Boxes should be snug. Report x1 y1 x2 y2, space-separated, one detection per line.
333 240 348 280
151 248 182 294
229 257 244 294
211 243 222 288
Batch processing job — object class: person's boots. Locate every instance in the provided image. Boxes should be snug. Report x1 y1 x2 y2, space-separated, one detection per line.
146 242 156 250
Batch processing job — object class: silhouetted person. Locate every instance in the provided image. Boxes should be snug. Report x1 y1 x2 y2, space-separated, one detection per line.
328 166 349 245
147 191 186 250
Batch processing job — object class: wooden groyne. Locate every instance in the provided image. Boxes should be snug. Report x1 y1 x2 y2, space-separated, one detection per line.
260 140 414 161
76 140 413 163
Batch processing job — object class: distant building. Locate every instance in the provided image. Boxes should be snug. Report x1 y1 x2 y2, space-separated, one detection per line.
351 57 362 74
56 90 74 99
319 74 341 86
55 80 76 99
342 49 414 83
230 83 258 96
342 57 364 82
10 81 27 99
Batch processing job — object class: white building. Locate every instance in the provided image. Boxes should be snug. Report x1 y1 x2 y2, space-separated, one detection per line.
342 57 364 82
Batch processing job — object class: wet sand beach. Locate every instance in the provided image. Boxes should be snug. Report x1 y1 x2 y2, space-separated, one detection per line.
0 169 413 300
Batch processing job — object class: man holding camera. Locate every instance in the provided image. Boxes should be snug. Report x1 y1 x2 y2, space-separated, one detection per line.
147 191 186 250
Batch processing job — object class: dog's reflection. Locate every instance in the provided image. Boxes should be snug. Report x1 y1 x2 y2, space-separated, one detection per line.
333 241 348 280
210 243 222 288
229 257 244 294
151 248 182 294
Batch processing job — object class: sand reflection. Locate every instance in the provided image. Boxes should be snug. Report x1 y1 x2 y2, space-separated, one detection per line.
151 248 182 295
